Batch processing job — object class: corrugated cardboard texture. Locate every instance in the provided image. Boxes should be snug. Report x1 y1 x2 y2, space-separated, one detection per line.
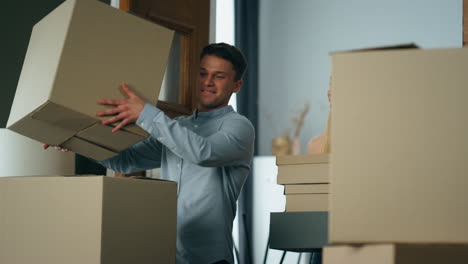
323 244 468 264
276 154 329 165
330 47 468 243
0 176 177 264
270 212 328 251
9 109 78 146
75 123 145 152
7 0 173 160
277 163 329 184
286 193 328 212
61 137 118 164
31 101 96 133
101 177 177 264
0 176 103 264
284 184 329 194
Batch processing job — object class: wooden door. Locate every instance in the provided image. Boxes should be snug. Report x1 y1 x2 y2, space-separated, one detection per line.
115 0 209 177
121 0 209 117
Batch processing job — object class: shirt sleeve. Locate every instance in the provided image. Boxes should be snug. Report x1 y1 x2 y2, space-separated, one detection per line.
136 103 255 167
97 135 163 174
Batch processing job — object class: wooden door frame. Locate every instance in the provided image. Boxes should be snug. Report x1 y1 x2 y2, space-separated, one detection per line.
140 10 195 108
114 0 209 177
120 0 209 117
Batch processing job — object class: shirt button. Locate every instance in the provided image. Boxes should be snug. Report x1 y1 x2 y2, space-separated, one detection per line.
194 125 198 128
140 122 145 127
157 137 163 141
177 164 181 168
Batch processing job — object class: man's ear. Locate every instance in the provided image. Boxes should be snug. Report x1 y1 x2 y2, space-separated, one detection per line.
233 79 243 93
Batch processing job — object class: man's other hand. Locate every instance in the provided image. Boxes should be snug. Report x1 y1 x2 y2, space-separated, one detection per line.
43 144 70 152
96 83 145 133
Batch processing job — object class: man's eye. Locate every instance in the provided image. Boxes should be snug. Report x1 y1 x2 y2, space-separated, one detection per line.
199 72 207 77
215 75 225 79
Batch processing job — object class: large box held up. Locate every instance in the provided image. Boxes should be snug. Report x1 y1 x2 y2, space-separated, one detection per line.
7 0 174 160
330 46 468 243
0 175 177 264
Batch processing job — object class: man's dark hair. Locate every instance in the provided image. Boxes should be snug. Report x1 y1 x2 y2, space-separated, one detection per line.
200 43 247 81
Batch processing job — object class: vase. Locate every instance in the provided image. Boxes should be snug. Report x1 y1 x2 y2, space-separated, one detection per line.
271 136 291 156
291 136 301 155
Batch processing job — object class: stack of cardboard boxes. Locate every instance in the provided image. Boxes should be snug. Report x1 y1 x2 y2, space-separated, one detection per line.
277 154 329 212
1 0 178 263
323 46 468 263
268 154 330 251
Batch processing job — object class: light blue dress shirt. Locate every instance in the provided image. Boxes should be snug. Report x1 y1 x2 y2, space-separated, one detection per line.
99 104 255 264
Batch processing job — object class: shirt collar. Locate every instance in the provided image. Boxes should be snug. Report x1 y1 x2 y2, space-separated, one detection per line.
194 105 234 119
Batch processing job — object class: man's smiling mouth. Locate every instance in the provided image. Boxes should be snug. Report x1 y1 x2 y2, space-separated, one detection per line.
201 89 216 94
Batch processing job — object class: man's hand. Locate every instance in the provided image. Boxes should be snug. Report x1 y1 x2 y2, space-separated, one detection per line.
96 83 145 133
43 144 70 152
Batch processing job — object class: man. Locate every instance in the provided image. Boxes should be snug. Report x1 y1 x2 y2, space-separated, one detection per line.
47 43 254 264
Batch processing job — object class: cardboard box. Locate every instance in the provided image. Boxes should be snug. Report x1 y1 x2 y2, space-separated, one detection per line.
270 211 328 251
323 244 468 264
7 0 174 160
277 154 329 184
0 175 177 264
284 184 329 194
330 47 468 243
286 193 328 212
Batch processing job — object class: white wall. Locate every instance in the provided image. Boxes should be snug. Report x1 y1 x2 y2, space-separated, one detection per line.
258 0 462 155
252 156 311 264
0 129 74 177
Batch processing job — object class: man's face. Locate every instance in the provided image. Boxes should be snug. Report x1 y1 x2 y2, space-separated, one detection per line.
196 55 242 112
